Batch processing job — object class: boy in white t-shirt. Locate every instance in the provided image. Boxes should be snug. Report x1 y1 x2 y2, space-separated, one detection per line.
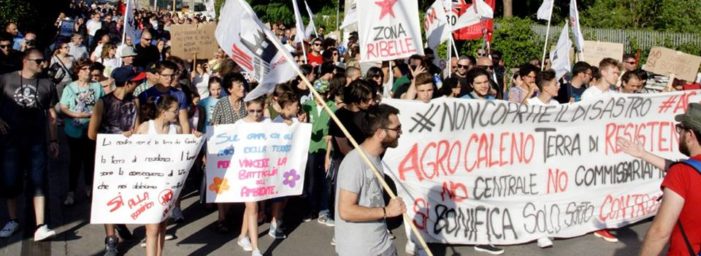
527 69 560 106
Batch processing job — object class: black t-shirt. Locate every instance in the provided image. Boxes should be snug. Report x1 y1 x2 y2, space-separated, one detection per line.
134 44 161 68
328 107 366 158
556 82 587 103
0 72 57 142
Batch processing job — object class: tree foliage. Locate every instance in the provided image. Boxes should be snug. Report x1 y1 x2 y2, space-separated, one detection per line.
580 0 701 33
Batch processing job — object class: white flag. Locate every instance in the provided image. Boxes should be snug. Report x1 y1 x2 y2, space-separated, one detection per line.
424 0 450 49
550 21 572 80
215 0 297 101
340 0 357 29
537 0 554 21
569 0 585 52
303 0 318 38
453 0 493 31
292 0 305 43
358 0 423 62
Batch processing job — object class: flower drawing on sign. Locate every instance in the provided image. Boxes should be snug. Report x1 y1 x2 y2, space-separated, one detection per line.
282 169 300 188
209 177 230 194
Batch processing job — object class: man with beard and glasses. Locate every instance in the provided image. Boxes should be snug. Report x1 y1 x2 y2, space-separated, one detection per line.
618 103 701 255
335 104 406 256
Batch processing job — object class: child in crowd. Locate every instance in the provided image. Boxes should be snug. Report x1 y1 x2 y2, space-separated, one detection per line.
235 96 269 256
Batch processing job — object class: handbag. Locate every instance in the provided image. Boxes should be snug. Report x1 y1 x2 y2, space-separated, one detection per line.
48 56 71 83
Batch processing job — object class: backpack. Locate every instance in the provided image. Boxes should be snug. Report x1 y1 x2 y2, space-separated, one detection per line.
674 159 701 256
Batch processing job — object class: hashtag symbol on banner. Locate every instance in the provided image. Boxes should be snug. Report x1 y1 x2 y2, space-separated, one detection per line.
409 104 440 133
658 96 676 114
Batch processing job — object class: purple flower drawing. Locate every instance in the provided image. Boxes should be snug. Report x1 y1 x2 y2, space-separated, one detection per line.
282 169 301 188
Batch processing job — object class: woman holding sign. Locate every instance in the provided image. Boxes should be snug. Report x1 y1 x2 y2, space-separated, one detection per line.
135 95 181 256
234 96 268 256
211 72 248 233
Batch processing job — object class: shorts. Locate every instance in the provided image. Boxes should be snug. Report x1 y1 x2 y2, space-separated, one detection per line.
0 142 48 197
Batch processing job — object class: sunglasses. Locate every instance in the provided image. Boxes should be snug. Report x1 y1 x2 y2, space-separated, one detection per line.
28 58 45 64
0 44 10 49
458 64 469 69
142 37 152 41
247 109 263 113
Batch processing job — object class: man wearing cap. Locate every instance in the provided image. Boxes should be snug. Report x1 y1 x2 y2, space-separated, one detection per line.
120 46 137 67
640 103 701 256
87 66 144 256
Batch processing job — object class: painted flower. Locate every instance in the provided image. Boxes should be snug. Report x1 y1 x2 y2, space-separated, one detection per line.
282 169 301 188
209 177 230 194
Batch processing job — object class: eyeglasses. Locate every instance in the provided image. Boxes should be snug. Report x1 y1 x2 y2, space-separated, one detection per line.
0 44 11 49
28 58 45 64
458 64 469 69
383 125 402 133
247 109 263 114
676 123 689 134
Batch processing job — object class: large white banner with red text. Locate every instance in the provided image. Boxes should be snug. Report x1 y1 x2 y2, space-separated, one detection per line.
91 135 204 224
206 122 311 202
358 0 423 62
383 91 700 245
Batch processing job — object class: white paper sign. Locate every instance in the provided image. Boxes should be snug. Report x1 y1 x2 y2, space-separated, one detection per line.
206 122 312 202
382 91 701 245
358 0 424 62
91 134 204 224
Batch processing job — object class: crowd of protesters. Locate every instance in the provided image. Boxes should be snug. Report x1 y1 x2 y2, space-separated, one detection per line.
0 1 700 256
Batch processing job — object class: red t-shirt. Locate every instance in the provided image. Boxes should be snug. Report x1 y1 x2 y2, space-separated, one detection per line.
307 52 323 67
661 155 701 255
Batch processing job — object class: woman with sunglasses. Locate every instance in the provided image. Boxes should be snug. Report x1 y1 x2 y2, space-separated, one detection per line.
59 59 105 206
234 96 268 256
50 42 75 84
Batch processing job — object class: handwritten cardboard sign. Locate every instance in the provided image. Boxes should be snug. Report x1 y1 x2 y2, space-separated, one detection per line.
643 47 701 82
582 41 624 67
91 134 204 224
206 122 311 202
169 23 218 60
382 92 699 245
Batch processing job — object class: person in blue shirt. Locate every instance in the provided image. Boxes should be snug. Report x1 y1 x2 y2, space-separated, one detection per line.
197 77 223 126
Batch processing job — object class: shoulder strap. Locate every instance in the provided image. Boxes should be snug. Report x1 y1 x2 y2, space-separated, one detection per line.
677 221 697 256
681 159 701 174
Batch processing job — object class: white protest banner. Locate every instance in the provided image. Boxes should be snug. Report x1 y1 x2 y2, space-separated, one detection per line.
91 135 204 224
382 91 701 245
215 0 297 101
206 122 312 202
424 0 450 50
358 0 423 62
643 47 701 82
582 41 624 67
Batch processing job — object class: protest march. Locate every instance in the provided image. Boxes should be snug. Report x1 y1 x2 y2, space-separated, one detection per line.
1 0 701 255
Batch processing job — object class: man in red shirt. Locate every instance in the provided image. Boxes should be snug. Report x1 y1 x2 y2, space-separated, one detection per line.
640 102 701 256
307 38 323 67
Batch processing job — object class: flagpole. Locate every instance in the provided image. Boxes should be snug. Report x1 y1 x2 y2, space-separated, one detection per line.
540 2 554 71
387 61 393 98
119 0 130 67
448 0 453 78
450 37 459 57
259 14 433 256
301 41 308 64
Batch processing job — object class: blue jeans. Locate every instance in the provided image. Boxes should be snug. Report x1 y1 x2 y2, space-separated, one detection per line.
319 157 340 219
1 142 48 198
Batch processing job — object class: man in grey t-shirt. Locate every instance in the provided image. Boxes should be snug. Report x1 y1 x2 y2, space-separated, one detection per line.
335 104 406 256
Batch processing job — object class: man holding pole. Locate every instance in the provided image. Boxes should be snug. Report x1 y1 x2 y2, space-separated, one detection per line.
335 104 406 256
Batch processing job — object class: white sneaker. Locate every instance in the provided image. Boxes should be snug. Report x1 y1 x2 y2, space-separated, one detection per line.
63 192 75 206
405 240 416 255
251 249 263 256
237 237 253 251
537 237 553 248
34 225 56 241
170 206 184 222
0 220 19 237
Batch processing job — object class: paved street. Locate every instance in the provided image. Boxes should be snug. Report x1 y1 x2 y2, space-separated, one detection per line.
0 135 654 256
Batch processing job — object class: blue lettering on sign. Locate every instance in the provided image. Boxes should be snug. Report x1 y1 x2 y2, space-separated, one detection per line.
247 133 266 140
283 133 293 140
270 133 280 139
214 133 239 145
217 146 235 157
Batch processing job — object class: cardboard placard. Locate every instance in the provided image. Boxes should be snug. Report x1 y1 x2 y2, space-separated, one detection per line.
169 23 218 60
643 47 701 82
582 41 624 67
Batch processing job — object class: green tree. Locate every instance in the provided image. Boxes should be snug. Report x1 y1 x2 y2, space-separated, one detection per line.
581 0 701 33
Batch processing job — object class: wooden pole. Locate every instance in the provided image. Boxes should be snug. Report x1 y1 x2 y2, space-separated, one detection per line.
540 2 554 71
